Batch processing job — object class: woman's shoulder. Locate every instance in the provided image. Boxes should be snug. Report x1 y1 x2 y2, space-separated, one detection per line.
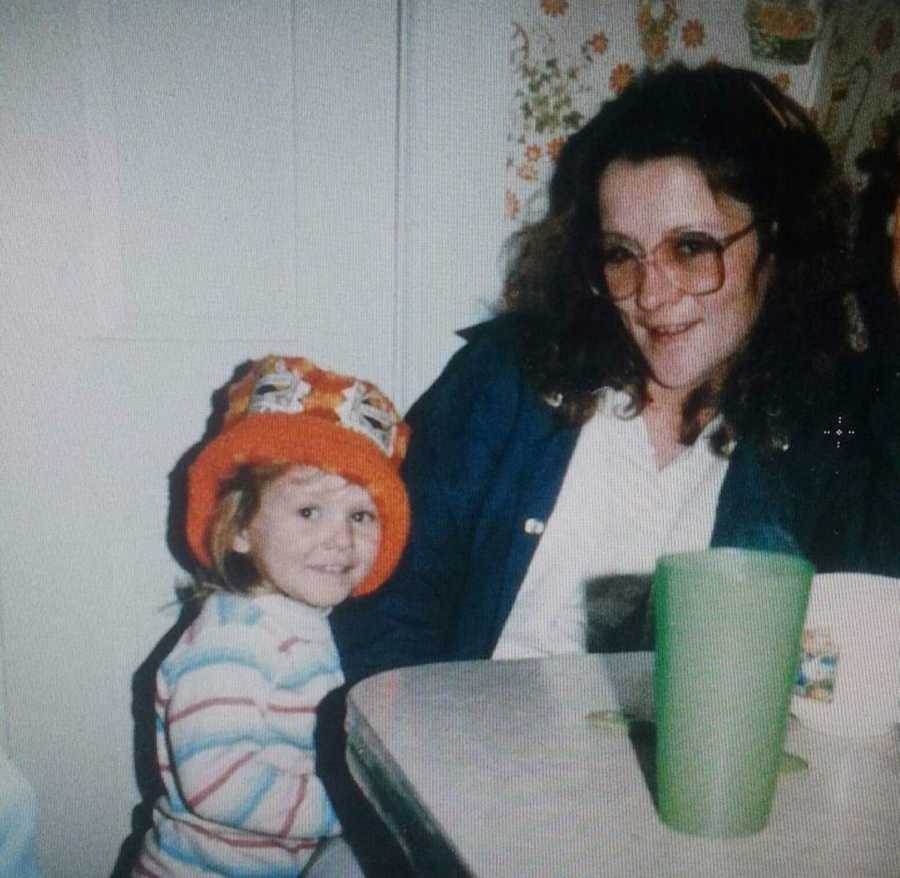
450 313 527 376
416 315 531 403
456 312 523 345
406 314 542 436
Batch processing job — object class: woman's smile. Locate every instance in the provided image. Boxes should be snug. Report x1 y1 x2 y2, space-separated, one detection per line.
641 320 700 339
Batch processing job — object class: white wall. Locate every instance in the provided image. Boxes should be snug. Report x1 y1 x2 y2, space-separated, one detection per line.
0 1 509 875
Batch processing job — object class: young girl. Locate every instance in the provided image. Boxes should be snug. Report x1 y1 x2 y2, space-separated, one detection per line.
132 355 410 878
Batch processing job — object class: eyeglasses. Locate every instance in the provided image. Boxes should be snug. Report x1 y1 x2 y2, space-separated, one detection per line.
594 220 759 302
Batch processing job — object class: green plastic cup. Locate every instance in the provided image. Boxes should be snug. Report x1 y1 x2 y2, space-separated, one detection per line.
654 548 814 838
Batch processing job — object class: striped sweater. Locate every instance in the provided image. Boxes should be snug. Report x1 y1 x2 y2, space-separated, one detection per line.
133 592 343 878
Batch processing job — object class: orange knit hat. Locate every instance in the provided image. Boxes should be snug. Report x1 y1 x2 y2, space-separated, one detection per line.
186 356 411 597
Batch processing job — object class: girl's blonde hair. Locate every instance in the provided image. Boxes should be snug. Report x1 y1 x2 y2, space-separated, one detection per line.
204 463 292 593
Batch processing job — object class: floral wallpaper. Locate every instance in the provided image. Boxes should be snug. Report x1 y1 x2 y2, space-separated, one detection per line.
505 0 900 225
818 0 900 183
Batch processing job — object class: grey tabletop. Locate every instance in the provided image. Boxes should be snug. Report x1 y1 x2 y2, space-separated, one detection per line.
346 653 900 878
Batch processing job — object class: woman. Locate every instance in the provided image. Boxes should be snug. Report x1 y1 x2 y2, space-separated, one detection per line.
330 63 900 682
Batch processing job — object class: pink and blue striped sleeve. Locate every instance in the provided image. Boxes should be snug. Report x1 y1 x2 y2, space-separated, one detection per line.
156 605 342 841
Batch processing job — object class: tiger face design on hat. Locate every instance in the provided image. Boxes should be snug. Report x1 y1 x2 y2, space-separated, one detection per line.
186 356 410 597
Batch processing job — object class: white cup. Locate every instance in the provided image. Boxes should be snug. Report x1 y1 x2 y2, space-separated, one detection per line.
791 573 900 738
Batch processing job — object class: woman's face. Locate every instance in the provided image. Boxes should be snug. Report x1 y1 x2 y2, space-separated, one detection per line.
597 156 770 403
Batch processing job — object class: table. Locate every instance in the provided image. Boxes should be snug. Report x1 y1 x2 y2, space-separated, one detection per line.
346 653 900 877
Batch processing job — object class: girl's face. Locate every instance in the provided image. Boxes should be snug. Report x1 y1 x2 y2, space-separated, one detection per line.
596 156 770 404
232 465 380 607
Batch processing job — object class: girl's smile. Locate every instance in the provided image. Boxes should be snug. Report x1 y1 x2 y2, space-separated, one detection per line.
232 464 381 607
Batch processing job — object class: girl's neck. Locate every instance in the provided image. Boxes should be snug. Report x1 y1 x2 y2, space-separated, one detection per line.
248 584 332 616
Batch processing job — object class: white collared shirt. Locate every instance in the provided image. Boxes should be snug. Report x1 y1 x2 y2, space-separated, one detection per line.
492 392 730 659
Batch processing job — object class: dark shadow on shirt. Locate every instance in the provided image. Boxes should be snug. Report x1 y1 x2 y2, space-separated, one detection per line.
316 685 417 878
107 601 200 878
109 370 242 876
584 573 655 654
584 573 658 803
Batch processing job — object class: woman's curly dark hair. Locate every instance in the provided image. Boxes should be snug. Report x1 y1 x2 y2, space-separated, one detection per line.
854 111 900 355
501 62 853 453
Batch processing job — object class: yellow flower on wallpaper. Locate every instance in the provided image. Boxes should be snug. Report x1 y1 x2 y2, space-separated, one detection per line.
681 19 705 48
589 31 609 55
637 0 678 66
610 63 636 95
504 190 520 220
541 0 569 17
643 29 669 62
546 136 565 162
637 0 677 32
517 160 539 182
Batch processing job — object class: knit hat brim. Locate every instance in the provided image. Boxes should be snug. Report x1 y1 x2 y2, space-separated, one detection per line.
186 412 410 597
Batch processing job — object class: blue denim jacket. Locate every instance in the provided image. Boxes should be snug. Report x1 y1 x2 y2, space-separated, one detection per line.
331 317 899 683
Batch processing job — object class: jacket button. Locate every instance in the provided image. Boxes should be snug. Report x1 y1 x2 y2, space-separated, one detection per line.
524 518 545 535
